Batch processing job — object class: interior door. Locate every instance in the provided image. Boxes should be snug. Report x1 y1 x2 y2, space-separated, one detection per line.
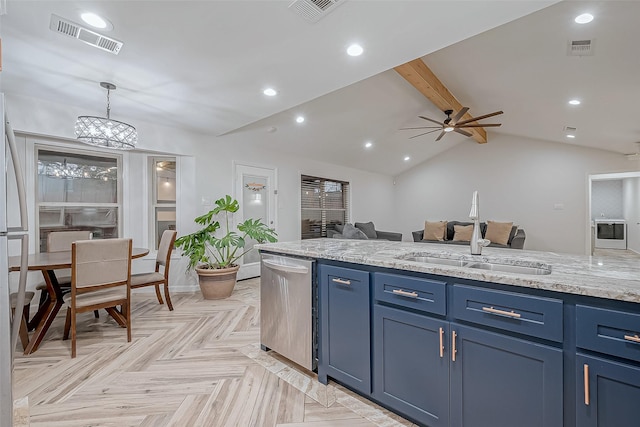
234 164 277 280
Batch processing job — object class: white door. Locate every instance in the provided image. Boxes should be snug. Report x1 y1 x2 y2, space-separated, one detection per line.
234 164 277 279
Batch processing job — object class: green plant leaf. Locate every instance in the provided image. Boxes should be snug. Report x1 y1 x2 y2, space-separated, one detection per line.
174 195 277 271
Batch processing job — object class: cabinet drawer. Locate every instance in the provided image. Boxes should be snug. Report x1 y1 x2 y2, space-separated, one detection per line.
374 273 446 316
576 305 640 363
452 284 563 342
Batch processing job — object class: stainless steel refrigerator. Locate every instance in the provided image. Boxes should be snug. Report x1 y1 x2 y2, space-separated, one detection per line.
0 93 30 427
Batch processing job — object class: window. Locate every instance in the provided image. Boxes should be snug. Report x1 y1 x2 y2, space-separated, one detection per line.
151 158 176 249
301 175 350 239
36 147 121 252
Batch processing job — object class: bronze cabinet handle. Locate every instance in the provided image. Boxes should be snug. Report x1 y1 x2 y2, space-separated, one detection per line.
482 306 522 318
392 289 418 298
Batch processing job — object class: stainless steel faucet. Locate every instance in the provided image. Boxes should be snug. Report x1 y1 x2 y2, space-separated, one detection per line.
469 190 490 255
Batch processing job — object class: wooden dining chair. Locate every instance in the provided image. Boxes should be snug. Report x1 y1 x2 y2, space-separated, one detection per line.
33 231 94 326
63 238 132 358
131 230 177 310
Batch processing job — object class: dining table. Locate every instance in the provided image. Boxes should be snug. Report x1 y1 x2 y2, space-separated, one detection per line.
8 247 149 355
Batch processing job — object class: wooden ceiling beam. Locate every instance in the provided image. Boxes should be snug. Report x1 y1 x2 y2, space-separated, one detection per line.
394 58 488 144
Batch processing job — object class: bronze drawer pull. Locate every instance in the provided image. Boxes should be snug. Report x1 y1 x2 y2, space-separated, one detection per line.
452 330 457 362
332 278 351 286
584 364 590 406
482 306 522 318
624 334 640 343
392 289 418 298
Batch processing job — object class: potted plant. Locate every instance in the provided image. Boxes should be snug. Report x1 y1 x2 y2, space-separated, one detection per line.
175 195 277 299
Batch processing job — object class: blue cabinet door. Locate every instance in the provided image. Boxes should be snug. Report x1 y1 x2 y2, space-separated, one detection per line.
318 264 371 393
576 354 640 427
450 324 563 427
373 304 449 427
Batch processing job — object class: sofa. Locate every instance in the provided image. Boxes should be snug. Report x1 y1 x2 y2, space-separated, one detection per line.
412 220 526 249
328 222 402 241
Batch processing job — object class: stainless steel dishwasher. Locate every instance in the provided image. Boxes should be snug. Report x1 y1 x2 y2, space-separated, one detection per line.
260 253 316 371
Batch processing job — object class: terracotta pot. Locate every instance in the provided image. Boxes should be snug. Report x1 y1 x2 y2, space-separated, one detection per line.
195 265 240 300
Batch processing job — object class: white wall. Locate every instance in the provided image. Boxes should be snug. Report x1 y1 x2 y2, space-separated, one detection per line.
623 177 640 253
394 133 636 254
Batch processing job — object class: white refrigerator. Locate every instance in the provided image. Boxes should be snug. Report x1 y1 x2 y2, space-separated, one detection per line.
0 93 30 427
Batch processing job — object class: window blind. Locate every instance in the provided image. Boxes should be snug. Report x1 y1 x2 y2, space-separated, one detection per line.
301 175 350 239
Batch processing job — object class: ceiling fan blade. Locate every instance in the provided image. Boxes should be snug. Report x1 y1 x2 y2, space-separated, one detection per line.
409 129 443 139
418 115 445 126
457 123 502 128
435 130 447 142
400 126 443 130
454 128 473 137
456 110 504 126
450 107 469 126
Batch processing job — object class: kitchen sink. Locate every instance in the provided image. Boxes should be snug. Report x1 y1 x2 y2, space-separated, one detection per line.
401 256 467 267
466 262 552 275
399 254 552 275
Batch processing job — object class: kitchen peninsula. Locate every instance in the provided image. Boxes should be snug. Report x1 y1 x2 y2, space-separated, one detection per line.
258 239 640 427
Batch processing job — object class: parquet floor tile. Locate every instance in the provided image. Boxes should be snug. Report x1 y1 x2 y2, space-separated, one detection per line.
13 278 415 427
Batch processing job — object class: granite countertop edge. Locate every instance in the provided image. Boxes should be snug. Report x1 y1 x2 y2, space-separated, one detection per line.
257 239 640 304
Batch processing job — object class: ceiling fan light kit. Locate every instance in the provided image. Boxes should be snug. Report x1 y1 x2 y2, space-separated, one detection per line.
401 107 503 142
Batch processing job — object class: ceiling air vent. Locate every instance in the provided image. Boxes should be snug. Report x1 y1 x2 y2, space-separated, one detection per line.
567 39 594 57
49 14 123 55
289 0 345 23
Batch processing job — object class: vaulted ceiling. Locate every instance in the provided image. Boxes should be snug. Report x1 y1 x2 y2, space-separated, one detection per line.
3 1 638 176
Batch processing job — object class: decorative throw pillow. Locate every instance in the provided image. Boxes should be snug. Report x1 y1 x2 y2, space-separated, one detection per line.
342 223 369 240
485 221 514 246
423 221 447 241
355 222 377 239
453 224 473 242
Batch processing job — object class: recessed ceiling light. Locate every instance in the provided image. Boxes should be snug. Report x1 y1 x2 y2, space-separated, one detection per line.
404 156 411 162
263 88 277 96
296 116 305 124
566 134 576 139
346 43 364 57
364 141 373 148
81 12 108 29
575 13 594 24
569 99 581 105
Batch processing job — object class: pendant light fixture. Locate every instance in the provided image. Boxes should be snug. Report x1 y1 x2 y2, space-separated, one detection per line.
75 81 137 150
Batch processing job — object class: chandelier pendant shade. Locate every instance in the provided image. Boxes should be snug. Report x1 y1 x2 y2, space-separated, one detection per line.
75 82 137 150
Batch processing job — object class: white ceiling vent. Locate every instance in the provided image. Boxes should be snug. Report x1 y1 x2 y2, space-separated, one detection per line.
49 14 123 55
289 0 345 23
567 39 594 57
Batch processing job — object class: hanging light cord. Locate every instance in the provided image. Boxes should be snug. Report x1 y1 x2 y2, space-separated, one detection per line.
106 87 111 119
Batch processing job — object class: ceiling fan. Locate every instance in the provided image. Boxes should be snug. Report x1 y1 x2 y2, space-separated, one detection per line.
401 107 503 141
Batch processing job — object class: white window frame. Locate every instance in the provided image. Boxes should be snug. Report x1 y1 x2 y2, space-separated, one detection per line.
149 156 177 250
35 144 123 252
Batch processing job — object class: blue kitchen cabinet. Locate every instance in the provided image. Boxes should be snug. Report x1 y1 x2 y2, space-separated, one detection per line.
576 354 640 427
576 304 640 426
449 324 563 427
373 304 449 427
318 264 371 393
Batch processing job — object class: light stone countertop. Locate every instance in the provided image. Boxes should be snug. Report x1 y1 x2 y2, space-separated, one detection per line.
257 239 640 304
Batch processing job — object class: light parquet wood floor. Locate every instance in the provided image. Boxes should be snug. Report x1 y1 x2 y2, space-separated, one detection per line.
13 278 416 427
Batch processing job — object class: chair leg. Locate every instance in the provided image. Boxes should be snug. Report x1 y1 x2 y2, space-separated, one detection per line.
164 282 174 311
94 310 100 318
71 308 76 358
11 307 30 351
63 308 71 340
154 284 164 305
125 301 131 343
18 316 29 351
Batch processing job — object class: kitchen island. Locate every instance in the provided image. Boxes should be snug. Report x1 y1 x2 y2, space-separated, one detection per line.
258 239 640 427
